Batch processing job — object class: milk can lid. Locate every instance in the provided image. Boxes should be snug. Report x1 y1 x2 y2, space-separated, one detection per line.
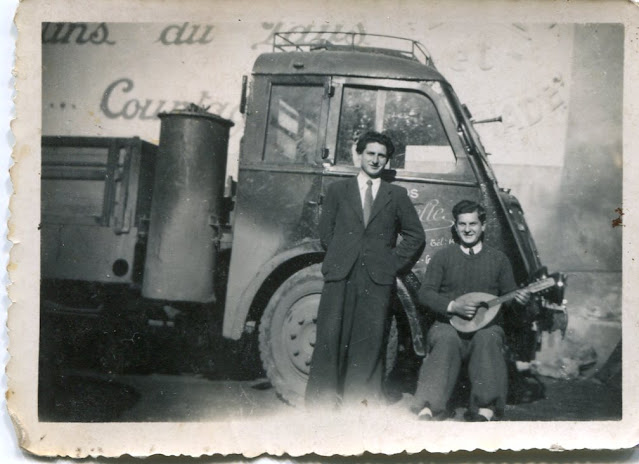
159 103 235 127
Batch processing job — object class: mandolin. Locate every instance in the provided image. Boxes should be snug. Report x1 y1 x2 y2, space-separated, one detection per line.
449 276 559 333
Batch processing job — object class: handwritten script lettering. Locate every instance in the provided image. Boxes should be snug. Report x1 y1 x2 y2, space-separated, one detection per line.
42 22 116 45
100 78 240 123
430 237 456 247
416 198 455 232
500 76 566 132
449 38 498 73
252 22 366 50
158 23 214 45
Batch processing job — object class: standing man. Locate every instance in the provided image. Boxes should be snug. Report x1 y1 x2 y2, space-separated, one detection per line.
305 131 425 409
411 200 530 421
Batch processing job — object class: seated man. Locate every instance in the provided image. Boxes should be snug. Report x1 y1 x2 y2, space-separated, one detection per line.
411 200 530 421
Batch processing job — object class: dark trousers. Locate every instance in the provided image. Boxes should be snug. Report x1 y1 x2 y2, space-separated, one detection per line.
412 322 507 416
305 261 392 408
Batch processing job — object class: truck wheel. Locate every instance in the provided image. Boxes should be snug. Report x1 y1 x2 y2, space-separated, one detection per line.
258 263 398 407
259 264 322 406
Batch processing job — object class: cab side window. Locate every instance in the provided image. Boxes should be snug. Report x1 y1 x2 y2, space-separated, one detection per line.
335 87 457 173
263 84 323 165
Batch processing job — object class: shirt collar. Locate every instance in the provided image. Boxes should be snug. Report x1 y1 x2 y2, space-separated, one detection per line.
460 241 483 255
357 172 381 189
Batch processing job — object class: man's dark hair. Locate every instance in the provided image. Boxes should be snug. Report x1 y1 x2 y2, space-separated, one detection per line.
355 131 395 158
452 200 486 224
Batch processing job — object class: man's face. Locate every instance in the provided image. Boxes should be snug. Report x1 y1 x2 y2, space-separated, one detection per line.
359 142 389 178
455 211 485 247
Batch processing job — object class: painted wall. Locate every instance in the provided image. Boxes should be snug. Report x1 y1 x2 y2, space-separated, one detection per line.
42 22 575 173
41 21 623 369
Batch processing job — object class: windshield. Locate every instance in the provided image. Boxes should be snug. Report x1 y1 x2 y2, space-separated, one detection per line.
335 85 455 171
331 82 475 180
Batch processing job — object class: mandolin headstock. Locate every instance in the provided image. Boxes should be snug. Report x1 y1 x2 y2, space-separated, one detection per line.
544 272 567 305
529 267 567 304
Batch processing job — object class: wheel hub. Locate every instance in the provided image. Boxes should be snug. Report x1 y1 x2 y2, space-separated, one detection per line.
282 294 319 376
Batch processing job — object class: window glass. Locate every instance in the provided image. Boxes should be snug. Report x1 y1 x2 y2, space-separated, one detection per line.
335 87 457 173
264 85 323 165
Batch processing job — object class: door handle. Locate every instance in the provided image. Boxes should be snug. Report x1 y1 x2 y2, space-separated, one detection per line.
307 196 323 206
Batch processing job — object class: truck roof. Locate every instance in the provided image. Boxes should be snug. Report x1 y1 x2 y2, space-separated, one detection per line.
252 49 447 82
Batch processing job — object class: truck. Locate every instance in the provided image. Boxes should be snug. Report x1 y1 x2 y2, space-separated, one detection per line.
40 32 567 408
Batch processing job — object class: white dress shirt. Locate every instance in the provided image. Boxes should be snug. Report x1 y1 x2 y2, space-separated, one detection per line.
356 172 381 209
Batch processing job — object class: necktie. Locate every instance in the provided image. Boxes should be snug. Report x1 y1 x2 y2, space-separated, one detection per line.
363 180 373 225
469 247 475 255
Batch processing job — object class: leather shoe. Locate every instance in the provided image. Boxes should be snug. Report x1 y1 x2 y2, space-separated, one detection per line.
464 410 491 422
412 405 450 421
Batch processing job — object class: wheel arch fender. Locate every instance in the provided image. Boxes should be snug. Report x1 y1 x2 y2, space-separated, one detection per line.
223 240 324 340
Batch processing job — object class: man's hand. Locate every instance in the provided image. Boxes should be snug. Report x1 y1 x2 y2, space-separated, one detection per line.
514 288 531 305
449 300 478 319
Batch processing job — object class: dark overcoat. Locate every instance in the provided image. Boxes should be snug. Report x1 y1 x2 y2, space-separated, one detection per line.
306 176 425 406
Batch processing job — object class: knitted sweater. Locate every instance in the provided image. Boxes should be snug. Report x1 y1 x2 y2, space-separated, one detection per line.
418 244 518 318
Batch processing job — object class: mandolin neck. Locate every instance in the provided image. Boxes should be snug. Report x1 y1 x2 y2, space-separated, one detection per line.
485 277 555 308
486 291 516 308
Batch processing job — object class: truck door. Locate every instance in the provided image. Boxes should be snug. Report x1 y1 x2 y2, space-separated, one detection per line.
224 75 332 339
322 78 482 280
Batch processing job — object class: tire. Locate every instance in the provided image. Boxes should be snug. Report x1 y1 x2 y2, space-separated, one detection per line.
259 264 323 406
258 263 398 407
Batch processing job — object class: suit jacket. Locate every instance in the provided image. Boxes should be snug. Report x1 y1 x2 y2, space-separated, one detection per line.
320 177 426 285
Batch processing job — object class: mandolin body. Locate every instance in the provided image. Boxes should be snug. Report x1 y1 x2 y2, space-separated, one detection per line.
449 292 502 333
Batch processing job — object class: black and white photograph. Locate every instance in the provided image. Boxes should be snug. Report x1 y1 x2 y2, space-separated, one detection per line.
6 0 638 457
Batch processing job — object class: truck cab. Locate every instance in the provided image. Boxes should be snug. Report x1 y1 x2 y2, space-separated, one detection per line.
222 33 565 405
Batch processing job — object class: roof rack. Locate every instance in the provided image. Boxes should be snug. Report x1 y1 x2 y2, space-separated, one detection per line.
273 32 434 67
